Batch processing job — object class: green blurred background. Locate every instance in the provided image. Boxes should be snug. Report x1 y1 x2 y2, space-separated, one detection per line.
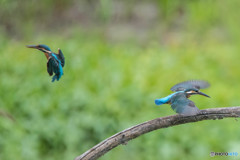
1 0 240 160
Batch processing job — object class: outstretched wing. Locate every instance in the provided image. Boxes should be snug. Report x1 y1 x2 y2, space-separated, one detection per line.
47 57 59 76
170 80 210 92
170 92 200 115
57 48 65 67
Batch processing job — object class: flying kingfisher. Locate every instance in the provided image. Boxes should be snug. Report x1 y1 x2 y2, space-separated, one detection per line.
26 44 65 82
155 80 210 115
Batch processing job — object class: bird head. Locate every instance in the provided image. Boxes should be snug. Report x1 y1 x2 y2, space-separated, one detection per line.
184 88 210 98
26 44 51 53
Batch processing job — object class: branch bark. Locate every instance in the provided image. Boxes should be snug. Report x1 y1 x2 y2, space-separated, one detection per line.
74 107 240 160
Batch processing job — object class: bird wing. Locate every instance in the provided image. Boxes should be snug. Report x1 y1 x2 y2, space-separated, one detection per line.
47 57 59 76
57 49 65 67
170 92 200 115
170 80 210 91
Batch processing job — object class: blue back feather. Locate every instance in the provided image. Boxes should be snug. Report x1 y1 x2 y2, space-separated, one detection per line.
51 54 63 82
155 91 183 105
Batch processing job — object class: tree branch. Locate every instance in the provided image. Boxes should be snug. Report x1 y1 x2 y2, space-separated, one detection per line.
74 107 240 160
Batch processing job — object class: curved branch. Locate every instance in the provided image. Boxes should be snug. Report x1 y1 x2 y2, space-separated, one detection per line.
75 107 240 160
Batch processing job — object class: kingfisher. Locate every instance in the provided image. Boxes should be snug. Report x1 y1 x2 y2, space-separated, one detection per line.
155 80 210 115
26 44 65 82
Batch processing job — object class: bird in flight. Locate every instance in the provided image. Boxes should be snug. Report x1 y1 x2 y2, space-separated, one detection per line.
155 80 210 115
26 44 65 82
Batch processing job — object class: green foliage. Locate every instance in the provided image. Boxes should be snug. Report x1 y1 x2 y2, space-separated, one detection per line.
1 1 240 160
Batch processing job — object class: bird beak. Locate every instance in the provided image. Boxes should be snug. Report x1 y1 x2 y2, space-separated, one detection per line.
198 91 210 98
26 45 38 49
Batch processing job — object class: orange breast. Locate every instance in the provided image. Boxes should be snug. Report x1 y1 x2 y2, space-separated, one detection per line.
44 52 50 59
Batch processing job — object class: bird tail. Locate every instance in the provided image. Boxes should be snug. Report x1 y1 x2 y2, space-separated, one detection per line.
52 75 60 82
155 99 165 105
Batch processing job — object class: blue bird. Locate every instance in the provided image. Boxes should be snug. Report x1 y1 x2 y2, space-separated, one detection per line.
26 44 65 82
155 80 210 115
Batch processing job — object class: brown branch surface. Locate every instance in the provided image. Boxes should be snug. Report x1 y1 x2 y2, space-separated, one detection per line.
74 107 240 160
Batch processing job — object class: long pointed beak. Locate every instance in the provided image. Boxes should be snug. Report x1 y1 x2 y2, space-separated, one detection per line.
26 45 38 49
198 91 210 98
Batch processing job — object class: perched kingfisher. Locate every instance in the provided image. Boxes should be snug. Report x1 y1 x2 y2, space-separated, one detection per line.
155 80 210 115
26 44 65 82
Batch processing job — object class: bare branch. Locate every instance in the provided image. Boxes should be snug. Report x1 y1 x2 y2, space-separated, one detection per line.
74 107 240 160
